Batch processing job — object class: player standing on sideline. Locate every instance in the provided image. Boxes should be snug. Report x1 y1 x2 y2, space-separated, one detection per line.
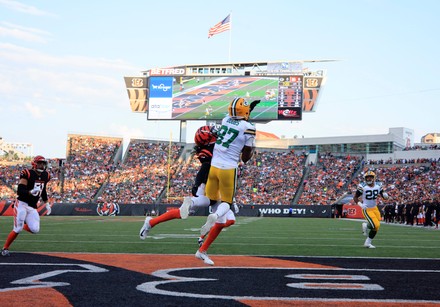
139 125 219 239
1 156 51 257
195 98 259 265
353 170 389 249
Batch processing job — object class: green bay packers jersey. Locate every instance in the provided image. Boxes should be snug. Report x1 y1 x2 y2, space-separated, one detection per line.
356 182 384 208
212 115 256 169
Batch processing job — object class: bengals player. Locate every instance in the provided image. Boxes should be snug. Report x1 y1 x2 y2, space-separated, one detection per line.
1 155 51 257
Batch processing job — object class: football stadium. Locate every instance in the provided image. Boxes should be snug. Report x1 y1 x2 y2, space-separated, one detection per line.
1 61 440 305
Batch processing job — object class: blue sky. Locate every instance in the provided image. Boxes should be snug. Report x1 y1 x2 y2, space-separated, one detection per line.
0 0 439 158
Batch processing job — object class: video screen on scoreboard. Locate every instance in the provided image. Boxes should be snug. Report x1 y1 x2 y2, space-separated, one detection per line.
147 76 304 121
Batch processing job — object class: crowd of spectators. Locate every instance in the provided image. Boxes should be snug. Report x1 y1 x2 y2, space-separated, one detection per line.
161 153 200 204
0 164 21 199
235 150 306 205
99 140 183 204
0 135 439 210
0 183 15 200
299 154 362 205
402 145 440 150
60 136 122 203
365 157 438 165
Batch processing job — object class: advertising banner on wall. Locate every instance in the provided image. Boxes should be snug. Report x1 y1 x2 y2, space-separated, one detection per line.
342 204 365 219
0 202 332 218
254 205 332 218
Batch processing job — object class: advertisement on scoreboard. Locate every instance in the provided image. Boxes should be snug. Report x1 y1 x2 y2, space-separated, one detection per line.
146 76 307 121
148 77 173 119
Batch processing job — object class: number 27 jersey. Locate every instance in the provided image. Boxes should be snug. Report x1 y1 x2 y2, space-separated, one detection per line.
212 115 256 169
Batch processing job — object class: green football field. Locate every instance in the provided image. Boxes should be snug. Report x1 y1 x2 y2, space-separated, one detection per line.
1 216 438 258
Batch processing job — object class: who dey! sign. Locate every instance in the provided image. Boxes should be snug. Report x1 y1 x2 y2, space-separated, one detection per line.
256 205 332 217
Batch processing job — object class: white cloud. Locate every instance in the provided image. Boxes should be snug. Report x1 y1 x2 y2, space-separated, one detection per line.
25 102 43 118
0 22 51 43
0 0 55 16
0 43 137 71
0 42 139 109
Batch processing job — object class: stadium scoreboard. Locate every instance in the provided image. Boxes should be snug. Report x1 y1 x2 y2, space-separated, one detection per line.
124 60 327 122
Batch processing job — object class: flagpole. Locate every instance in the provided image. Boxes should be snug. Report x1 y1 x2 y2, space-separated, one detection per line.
228 12 232 63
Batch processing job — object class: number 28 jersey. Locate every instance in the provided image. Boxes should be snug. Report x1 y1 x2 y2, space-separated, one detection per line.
212 115 256 169
356 182 384 208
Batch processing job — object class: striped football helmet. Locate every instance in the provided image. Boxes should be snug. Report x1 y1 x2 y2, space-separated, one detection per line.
32 155 47 173
228 97 250 120
364 170 376 185
194 125 217 146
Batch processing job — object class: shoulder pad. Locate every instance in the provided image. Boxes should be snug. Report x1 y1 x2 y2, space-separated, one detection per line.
20 169 31 179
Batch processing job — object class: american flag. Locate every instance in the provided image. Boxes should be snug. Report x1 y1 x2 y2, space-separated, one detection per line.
208 14 231 38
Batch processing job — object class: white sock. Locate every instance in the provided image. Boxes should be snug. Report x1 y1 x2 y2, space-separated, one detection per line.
191 195 209 208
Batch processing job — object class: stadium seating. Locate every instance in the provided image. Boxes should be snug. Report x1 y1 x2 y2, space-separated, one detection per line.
0 135 438 210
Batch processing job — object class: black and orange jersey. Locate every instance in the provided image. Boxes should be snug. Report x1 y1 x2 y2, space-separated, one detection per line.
193 143 214 190
195 143 214 164
18 168 51 208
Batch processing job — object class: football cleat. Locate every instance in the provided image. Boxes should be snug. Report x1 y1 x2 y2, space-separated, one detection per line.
364 238 375 249
362 222 368 236
179 197 192 220
200 213 217 236
1 248 10 257
139 217 152 240
197 237 204 247
195 250 214 266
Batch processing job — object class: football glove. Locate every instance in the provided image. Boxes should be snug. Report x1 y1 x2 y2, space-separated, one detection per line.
45 203 52 215
237 162 244 178
30 187 41 197
234 204 240 214
249 100 261 113
358 202 368 210
382 192 389 200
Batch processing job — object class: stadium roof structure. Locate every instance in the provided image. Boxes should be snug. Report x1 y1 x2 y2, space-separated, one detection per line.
142 59 338 77
256 127 413 157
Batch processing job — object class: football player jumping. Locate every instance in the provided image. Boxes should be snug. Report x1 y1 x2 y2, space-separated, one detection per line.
139 125 233 239
195 98 260 265
353 170 390 249
1 155 51 257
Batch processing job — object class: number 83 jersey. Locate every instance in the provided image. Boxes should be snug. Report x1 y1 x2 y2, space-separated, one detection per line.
356 182 384 208
212 115 256 169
